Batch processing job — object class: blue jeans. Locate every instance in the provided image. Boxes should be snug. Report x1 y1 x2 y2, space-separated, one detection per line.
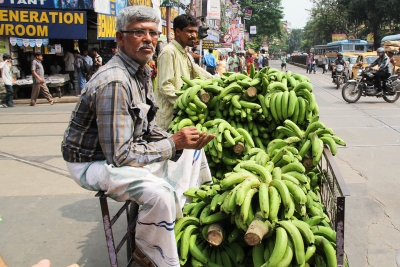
2 85 14 107
77 71 86 93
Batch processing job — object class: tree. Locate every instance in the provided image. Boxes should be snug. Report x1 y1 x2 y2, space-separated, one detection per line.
286 29 303 53
237 0 284 49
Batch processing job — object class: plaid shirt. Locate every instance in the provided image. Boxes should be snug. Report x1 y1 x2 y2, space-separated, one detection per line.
61 50 176 167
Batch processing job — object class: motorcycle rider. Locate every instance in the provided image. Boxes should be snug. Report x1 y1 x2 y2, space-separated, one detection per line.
368 47 391 96
331 52 347 83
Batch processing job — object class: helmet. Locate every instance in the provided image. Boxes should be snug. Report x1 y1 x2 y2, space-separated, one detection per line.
337 52 343 57
377 47 385 53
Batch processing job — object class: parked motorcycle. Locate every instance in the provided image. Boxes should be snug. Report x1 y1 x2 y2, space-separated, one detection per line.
333 64 347 89
342 67 400 103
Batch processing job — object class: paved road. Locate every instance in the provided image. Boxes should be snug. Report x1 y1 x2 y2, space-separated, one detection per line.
0 61 399 267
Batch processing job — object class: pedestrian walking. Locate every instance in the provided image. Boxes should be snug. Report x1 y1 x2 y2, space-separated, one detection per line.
322 53 328 73
73 50 87 96
203 48 217 75
258 49 269 70
91 48 102 74
216 55 226 76
30 52 54 106
306 54 312 73
312 55 316 74
0 53 14 108
227 51 240 72
281 52 287 71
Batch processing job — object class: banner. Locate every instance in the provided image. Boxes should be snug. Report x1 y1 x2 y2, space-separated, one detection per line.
0 0 93 9
239 24 244 33
331 34 347 42
207 0 220 20
0 9 87 39
250 26 256 34
244 9 252 20
160 0 178 7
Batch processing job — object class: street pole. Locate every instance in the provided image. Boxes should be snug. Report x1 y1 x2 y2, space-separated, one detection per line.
199 39 203 67
166 6 171 41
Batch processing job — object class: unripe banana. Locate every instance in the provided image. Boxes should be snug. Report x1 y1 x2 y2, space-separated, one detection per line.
278 220 305 266
264 227 288 266
268 186 281 222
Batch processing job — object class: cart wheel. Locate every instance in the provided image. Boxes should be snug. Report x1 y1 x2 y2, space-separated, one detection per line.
127 202 139 263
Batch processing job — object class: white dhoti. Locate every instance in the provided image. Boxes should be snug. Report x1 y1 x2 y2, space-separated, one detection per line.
66 149 212 267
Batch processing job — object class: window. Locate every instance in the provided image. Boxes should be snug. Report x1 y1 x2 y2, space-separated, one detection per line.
355 45 365 51
343 44 354 51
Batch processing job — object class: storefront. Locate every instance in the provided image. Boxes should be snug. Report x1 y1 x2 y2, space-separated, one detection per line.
0 1 98 98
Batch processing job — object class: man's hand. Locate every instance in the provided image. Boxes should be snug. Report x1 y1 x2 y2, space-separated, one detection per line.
171 126 215 151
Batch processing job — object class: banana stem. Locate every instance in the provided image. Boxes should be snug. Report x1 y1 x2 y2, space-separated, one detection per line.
246 86 258 97
244 213 272 246
198 89 210 103
233 142 245 154
207 223 224 246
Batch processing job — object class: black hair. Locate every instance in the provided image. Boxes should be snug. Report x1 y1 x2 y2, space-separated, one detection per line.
173 14 197 32
208 48 213 54
91 47 99 53
34 52 42 57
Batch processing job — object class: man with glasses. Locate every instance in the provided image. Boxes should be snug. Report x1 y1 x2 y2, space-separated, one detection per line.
61 6 214 267
156 14 213 130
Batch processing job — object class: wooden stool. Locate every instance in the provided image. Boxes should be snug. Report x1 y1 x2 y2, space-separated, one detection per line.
96 191 138 267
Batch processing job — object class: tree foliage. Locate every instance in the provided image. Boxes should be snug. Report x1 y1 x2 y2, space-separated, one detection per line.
286 29 303 53
237 0 284 50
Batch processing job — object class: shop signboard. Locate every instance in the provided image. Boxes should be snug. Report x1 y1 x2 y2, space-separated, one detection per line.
0 9 87 39
202 40 214 49
250 26 256 34
331 34 347 42
160 0 178 7
0 0 93 9
244 9 252 20
97 13 116 40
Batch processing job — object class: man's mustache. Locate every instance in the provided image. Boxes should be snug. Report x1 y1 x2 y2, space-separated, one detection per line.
137 43 155 52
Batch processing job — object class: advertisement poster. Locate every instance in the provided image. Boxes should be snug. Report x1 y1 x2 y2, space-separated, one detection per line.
250 26 256 34
229 24 239 41
244 9 252 20
331 34 347 42
0 0 93 9
207 0 221 20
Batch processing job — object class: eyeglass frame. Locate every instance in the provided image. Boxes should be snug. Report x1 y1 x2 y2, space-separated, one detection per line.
119 29 161 39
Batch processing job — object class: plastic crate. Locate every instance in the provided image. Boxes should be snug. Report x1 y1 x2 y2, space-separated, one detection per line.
317 147 351 267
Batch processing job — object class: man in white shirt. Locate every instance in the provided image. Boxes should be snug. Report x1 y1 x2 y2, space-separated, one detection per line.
63 50 75 94
1 53 14 107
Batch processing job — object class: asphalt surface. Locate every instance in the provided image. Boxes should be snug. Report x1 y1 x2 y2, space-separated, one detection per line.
0 61 400 267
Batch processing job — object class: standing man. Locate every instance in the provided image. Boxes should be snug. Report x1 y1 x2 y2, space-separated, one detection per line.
321 53 328 74
72 50 87 96
1 53 14 108
63 49 75 94
91 48 103 74
387 50 396 75
281 52 287 71
306 53 312 73
203 48 217 75
257 49 268 70
30 52 54 106
156 14 213 130
227 51 240 72
82 49 93 67
61 6 214 267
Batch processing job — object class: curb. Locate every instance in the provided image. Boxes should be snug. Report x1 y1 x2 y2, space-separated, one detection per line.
13 96 79 105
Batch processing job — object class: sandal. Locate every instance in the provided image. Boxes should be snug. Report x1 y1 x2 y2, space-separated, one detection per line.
132 248 155 267
49 100 54 105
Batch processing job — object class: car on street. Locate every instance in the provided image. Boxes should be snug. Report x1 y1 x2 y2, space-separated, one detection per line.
350 51 379 79
342 53 358 79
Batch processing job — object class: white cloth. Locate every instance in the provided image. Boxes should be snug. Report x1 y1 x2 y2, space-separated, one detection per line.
66 149 212 267
0 61 12 85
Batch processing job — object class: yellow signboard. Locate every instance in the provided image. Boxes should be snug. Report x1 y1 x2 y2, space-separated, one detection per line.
98 13 116 40
331 34 347 42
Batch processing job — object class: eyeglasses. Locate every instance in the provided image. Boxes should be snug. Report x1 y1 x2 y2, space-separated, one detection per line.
120 29 160 39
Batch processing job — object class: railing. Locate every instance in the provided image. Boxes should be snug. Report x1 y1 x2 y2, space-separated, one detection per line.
318 147 351 267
